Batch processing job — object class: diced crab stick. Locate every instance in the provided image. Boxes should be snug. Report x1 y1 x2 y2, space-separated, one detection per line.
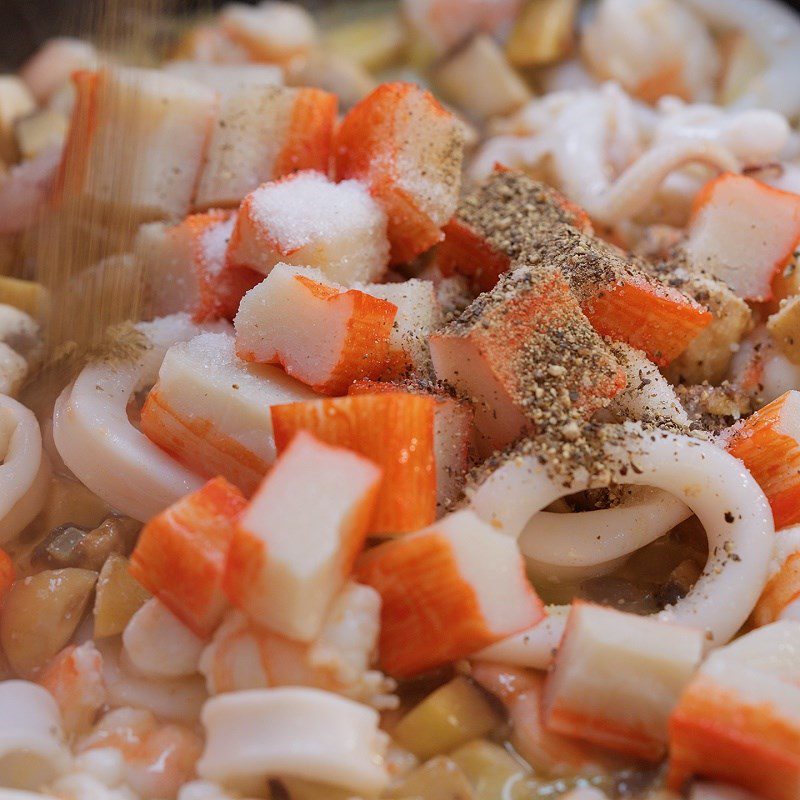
270 393 436 534
224 431 382 642
234 264 397 395
541 602 704 762
136 212 261 322
685 174 800 302
667 622 800 800
140 332 317 495
430 265 626 454
727 390 800 530
356 509 543 677
129 476 247 638
226 171 390 284
348 379 473 514
0 549 14 606
334 82 465 264
220 2 319 63
19 37 97 103
754 549 800 627
198 688 389 795
55 66 217 219
580 270 713 368
356 279 444 379
39 642 106 736
471 662 609 777
194 85 337 210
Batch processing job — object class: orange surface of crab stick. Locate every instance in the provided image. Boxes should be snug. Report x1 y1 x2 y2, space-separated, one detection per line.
194 86 336 209
356 509 543 677
226 170 390 285
727 390 800 530
542 602 704 762
437 217 513 294
348 380 473 513
686 173 800 302
224 431 382 642
334 82 465 264
271 393 436 534
141 333 317 495
581 271 713 368
667 622 800 800
753 551 800 627
430 265 626 454
136 212 261 322
130 477 247 638
234 264 397 395
55 66 217 219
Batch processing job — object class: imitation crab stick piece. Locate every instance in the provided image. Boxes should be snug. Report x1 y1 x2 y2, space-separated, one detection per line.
234 264 397 395
436 170 593 294
753 551 800 627
667 622 800 800
224 431 382 642
541 602 704 762
220 2 319 63
141 332 317 495
356 509 543 677
55 66 217 219
430 264 626 454
226 171 390 285
726 390 800 530
334 82 465 264
356 279 444 378
135 212 261 322
685 174 800 302
271 393 436 534
39 642 106 736
0 548 13 606
194 85 337 210
348 379 473 513
580 271 713 368
129 476 247 638
19 38 97 103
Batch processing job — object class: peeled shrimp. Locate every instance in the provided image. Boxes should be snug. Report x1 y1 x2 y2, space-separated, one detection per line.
78 707 202 800
470 423 774 666
53 315 228 522
0 394 51 543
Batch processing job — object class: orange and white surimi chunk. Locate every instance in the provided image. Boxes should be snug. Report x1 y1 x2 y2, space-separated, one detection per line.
56 66 217 219
194 85 337 210
356 509 543 678
220 1 319 63
271 392 437 534
234 264 398 395
224 431 382 642
136 212 261 322
752 528 800 627
686 174 800 302
726 390 800 530
226 171 390 284
357 279 444 378
542 602 704 762
140 332 317 495
668 622 800 800
348 380 473 513
334 82 465 264
129 477 247 638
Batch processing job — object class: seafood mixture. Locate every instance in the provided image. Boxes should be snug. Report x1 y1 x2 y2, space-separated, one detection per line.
1 0 800 798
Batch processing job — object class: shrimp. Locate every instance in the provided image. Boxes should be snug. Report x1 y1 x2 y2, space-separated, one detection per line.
581 0 719 103
200 582 397 710
78 707 203 800
39 643 106 737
